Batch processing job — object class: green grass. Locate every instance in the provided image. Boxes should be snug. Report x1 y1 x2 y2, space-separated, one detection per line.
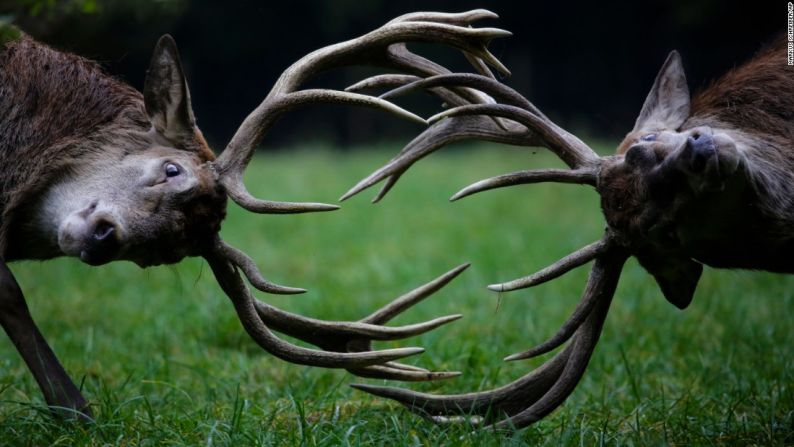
1 144 792 445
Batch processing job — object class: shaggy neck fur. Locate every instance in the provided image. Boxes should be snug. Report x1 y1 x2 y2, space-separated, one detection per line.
0 37 150 257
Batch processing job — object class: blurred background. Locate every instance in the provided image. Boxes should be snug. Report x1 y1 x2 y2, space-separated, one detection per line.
0 0 784 149
1 3 792 443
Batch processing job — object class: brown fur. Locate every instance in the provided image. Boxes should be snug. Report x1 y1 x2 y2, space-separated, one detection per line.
687 36 794 142
0 36 141 253
0 36 224 261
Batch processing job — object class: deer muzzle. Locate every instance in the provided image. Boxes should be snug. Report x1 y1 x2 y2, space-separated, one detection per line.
58 201 122 265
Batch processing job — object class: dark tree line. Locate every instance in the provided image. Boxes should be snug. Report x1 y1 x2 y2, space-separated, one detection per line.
1 0 784 148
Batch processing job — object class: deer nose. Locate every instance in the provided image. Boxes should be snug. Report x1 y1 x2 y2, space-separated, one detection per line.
686 132 716 172
80 219 120 265
93 220 115 241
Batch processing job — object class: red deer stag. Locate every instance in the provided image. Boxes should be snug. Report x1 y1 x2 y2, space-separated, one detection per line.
342 34 793 428
0 10 512 418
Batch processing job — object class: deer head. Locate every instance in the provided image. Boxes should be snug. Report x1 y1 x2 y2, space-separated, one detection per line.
340 34 784 427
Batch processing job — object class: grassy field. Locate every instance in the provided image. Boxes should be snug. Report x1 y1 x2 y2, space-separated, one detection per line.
0 144 792 445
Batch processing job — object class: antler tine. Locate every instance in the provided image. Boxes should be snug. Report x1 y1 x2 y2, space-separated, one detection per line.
253 299 463 343
341 72 607 202
351 342 574 420
407 74 593 166
463 51 496 80
388 9 500 25
502 239 615 361
208 236 468 378
343 34 517 169
205 251 425 368
346 73 488 118
360 118 528 204
215 239 306 294
487 238 609 293
345 74 423 93
220 171 340 215
347 365 462 382
355 73 525 203
379 73 552 138
349 361 462 382
345 50 514 156
251 263 470 382
387 9 510 77
489 283 616 430
351 252 627 428
371 174 403 204
428 103 599 169
340 115 530 202
378 74 537 115
217 87 427 214
450 168 597 202
383 44 504 113
240 263 468 344
361 262 469 325
344 261 470 379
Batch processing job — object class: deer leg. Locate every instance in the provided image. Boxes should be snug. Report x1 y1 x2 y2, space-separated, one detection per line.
0 260 91 419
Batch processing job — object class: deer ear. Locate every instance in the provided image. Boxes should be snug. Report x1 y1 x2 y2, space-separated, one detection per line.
632 50 690 132
144 34 197 142
636 251 702 310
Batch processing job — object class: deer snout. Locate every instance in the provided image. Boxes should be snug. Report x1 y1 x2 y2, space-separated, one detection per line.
79 217 122 266
686 132 716 172
58 203 124 265
672 129 744 193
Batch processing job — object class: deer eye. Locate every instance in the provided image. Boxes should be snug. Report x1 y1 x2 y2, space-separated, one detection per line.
164 162 181 178
640 133 657 142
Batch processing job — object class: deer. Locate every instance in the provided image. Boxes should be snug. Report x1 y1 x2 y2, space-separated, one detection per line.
0 10 515 419
341 30 793 428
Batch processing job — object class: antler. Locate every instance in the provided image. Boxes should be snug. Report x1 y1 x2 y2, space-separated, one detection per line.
205 11 514 380
212 9 512 214
352 246 627 429
340 73 601 202
337 64 642 425
205 239 469 380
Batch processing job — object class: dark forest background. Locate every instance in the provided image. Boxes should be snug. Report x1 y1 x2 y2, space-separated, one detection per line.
0 0 786 149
